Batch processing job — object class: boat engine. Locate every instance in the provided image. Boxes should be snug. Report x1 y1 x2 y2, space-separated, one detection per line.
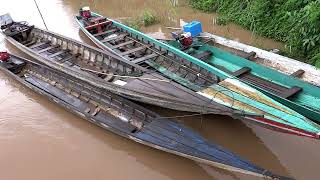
79 6 91 19
176 32 193 47
0 51 10 62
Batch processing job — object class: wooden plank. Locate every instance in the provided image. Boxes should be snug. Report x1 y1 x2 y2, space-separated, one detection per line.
85 21 110 30
120 46 147 56
93 28 118 37
24 40 37 47
132 53 158 64
101 33 128 43
37 45 59 53
232 67 251 77
48 49 69 58
243 51 256 60
29 41 50 49
282 86 302 99
112 40 134 49
290 69 305 78
241 74 287 93
193 51 213 60
58 53 81 63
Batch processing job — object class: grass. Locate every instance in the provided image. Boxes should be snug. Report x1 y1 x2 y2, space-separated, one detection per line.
189 0 320 68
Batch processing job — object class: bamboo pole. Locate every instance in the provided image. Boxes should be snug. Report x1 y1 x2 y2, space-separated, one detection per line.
33 0 48 30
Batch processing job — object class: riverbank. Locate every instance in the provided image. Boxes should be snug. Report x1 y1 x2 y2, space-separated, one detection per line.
189 0 320 68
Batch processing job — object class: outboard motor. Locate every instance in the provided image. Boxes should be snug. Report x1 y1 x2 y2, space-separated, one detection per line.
79 6 91 19
0 51 10 62
0 13 33 43
176 32 193 47
171 21 203 48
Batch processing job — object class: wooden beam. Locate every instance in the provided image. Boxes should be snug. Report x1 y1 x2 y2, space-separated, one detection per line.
29 41 50 49
290 69 305 78
112 40 134 49
282 86 302 99
243 51 256 60
132 53 158 64
93 28 118 37
232 67 251 77
101 33 128 43
48 49 70 58
37 45 59 53
193 50 213 60
120 46 147 56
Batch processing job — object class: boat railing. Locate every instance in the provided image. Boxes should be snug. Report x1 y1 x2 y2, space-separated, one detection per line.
31 28 145 76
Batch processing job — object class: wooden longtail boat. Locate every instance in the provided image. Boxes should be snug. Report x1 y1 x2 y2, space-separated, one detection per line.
0 15 240 116
74 10 320 139
166 33 320 123
0 53 293 180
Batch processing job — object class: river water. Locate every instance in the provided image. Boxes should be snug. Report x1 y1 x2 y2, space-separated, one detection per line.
0 0 318 180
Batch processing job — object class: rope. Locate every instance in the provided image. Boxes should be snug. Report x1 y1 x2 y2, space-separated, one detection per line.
213 89 236 108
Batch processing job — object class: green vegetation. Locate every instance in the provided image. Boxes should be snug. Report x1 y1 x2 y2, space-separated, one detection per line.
126 10 159 31
127 19 142 31
189 0 320 67
216 16 228 26
142 10 158 26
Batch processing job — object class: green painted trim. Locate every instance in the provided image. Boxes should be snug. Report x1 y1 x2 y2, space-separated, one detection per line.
210 84 320 133
91 12 232 80
77 12 320 133
168 40 320 122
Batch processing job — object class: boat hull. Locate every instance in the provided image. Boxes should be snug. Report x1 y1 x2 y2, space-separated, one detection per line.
0 54 292 179
74 12 320 139
167 36 320 123
2 27 239 116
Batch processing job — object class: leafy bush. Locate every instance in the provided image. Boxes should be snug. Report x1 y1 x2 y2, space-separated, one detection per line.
125 10 159 31
189 0 320 67
127 19 142 31
142 10 158 26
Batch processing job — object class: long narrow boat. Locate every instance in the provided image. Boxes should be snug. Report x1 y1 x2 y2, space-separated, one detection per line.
0 53 293 180
0 14 240 116
74 9 320 139
166 32 320 123
200 32 320 86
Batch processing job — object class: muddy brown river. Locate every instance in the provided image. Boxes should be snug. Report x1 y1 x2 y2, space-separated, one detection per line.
0 0 318 180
